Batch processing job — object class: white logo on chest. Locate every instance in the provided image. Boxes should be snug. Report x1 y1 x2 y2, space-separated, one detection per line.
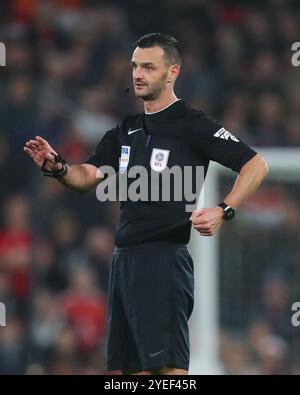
128 128 142 135
119 145 131 174
150 148 170 172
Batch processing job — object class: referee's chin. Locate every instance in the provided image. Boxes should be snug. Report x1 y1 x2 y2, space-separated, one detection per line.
135 92 158 101
134 90 147 99
134 87 152 100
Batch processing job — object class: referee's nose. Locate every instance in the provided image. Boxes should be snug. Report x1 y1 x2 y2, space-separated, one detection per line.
133 66 144 81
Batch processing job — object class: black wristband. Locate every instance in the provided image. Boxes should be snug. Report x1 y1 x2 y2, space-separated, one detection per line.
41 153 69 179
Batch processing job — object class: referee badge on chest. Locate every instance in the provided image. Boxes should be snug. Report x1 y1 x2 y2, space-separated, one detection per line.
150 148 170 172
119 145 131 174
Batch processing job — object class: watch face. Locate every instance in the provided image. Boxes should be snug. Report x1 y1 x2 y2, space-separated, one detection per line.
219 203 235 221
226 208 235 220
223 205 235 221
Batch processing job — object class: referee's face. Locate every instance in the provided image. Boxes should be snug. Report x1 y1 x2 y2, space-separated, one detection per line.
131 46 174 101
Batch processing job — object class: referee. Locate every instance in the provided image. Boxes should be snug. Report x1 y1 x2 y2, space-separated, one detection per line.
24 33 268 375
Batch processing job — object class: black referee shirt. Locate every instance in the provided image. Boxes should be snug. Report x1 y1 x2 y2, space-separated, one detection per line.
85 100 256 247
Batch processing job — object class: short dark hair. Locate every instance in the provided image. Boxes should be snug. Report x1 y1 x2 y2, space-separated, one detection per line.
134 33 182 66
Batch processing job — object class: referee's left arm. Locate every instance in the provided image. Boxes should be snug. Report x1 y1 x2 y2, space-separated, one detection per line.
190 155 268 236
221 153 268 210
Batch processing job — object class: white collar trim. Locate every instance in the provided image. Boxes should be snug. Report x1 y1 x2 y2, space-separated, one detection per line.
145 98 181 115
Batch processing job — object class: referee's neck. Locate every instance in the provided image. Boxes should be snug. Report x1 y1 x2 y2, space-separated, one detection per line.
144 92 179 114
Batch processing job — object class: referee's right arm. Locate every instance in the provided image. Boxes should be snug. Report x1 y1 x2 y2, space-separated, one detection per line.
56 164 102 191
24 136 102 191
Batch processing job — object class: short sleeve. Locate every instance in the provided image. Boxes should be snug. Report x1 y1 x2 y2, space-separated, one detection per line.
190 112 257 172
84 127 119 171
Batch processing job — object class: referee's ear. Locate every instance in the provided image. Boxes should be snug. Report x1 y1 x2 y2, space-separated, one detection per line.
168 64 180 83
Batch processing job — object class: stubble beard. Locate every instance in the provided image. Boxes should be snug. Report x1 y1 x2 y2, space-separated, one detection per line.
135 74 168 101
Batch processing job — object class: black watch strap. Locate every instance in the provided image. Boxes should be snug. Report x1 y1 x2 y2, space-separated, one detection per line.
218 202 235 221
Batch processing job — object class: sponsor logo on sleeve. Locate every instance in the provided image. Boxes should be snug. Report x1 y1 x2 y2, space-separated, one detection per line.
213 127 240 142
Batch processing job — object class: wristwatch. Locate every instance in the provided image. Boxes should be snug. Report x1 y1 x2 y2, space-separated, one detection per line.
218 202 235 221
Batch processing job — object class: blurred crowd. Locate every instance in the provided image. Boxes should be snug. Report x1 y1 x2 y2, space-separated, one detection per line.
218 179 300 375
0 0 299 374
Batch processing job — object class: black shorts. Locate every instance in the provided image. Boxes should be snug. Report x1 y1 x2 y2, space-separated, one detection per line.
106 241 194 372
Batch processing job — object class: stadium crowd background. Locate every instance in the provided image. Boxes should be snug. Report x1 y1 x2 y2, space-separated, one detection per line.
0 0 299 374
